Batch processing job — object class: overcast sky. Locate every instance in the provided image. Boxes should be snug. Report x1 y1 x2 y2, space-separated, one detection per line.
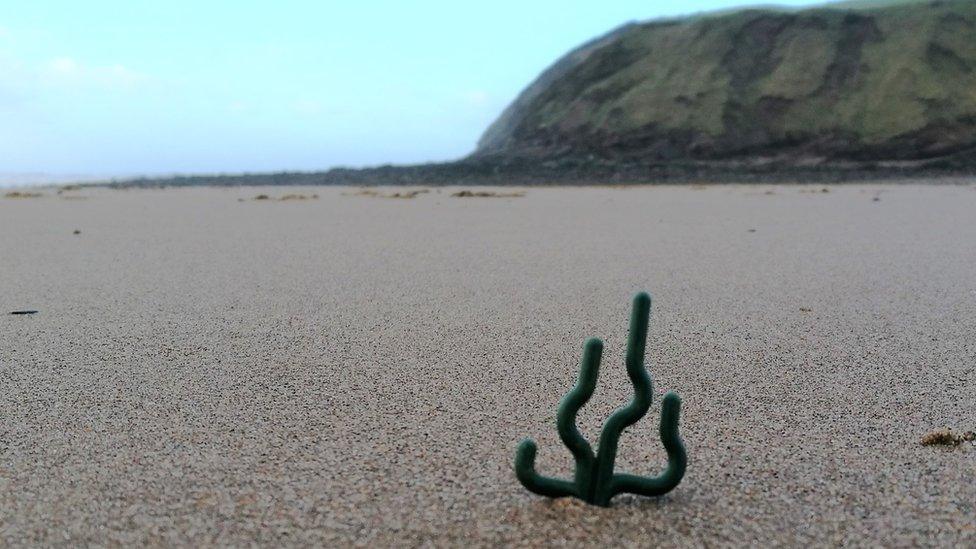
1 0 828 180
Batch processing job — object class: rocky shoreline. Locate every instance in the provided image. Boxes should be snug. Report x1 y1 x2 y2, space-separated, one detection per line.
100 153 976 188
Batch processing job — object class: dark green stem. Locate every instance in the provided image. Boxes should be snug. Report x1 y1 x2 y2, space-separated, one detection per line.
557 338 601 497
592 292 653 506
608 392 687 500
514 439 579 498
514 338 602 499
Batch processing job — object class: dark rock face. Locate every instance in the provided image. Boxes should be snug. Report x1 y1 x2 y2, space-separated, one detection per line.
474 0 976 164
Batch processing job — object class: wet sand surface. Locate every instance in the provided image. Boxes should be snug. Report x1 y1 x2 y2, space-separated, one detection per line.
2 183 976 546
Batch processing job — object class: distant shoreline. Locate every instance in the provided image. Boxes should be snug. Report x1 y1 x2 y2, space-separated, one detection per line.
89 156 976 188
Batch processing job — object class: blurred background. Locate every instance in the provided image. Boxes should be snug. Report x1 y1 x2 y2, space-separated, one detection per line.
1 0 834 184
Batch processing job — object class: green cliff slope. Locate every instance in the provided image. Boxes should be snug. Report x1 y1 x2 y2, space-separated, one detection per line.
476 0 976 162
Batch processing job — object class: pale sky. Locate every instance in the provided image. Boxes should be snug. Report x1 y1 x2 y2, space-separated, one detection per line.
1 0 829 180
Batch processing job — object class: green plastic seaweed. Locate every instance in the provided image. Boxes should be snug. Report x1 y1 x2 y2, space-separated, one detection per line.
515 292 687 507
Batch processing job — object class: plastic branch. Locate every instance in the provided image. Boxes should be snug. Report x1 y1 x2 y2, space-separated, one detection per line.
515 292 687 507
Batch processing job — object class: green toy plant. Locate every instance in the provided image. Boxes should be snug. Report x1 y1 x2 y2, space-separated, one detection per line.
515 292 687 507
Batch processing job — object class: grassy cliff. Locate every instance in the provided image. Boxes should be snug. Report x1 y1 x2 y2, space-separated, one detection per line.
475 0 976 163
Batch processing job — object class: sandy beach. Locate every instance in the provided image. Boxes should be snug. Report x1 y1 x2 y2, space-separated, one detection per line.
2 183 976 546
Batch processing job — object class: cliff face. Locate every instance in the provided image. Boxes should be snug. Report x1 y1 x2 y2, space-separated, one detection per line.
475 0 976 163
